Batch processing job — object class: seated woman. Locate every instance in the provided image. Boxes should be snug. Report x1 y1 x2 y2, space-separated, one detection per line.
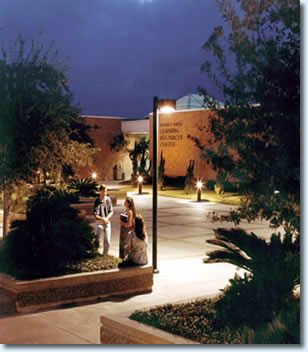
119 214 148 267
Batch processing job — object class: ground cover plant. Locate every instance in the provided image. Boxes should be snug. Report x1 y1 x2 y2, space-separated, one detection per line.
130 294 299 344
130 298 241 344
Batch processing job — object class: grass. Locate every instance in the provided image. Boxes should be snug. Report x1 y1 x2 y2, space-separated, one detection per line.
116 184 243 206
130 298 241 344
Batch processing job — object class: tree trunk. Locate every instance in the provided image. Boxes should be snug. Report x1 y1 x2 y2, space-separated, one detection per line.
2 185 11 238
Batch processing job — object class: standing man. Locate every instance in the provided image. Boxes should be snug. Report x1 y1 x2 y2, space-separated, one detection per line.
94 184 114 255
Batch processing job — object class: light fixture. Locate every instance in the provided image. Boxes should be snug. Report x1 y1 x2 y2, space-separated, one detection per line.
138 175 143 194
91 172 97 180
152 96 176 273
196 180 203 202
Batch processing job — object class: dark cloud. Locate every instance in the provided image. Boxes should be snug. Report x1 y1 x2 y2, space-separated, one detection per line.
0 0 222 117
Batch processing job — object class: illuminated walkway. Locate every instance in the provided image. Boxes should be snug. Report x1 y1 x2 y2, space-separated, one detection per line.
0 191 276 344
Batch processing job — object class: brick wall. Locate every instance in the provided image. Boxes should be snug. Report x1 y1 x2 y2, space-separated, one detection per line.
77 117 124 181
149 109 217 181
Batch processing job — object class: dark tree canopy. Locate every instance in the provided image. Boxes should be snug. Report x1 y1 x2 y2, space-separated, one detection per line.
0 33 96 236
197 0 299 233
0 34 94 187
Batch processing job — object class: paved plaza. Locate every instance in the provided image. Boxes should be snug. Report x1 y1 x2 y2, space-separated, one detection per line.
0 188 278 344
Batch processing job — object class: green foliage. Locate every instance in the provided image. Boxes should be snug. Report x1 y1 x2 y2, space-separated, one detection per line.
204 228 300 328
130 298 241 344
197 0 300 233
0 33 96 236
158 151 166 191
45 185 80 203
184 160 195 194
206 180 215 191
110 133 128 152
0 33 94 187
9 182 35 214
68 178 98 198
239 298 300 344
128 137 151 178
0 187 97 279
61 255 122 275
130 293 299 344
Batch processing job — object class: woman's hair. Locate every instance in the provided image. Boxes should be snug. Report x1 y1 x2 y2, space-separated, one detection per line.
134 214 146 241
125 196 136 224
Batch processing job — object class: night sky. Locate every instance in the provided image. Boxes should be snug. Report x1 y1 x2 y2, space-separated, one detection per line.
0 0 223 118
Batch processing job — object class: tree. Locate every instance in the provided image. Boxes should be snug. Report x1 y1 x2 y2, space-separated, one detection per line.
184 160 195 194
128 137 151 181
195 0 300 234
0 33 96 236
158 151 166 191
110 133 128 152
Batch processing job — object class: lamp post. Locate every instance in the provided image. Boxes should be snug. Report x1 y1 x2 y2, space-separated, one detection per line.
152 96 176 273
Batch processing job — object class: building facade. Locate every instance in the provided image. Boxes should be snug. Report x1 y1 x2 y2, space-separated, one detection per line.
77 116 149 181
78 95 218 183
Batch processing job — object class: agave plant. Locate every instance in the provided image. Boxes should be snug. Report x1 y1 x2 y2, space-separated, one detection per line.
68 178 98 198
204 228 300 327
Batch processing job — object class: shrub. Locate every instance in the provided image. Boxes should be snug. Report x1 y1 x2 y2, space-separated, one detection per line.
164 176 185 187
0 188 98 280
184 160 195 194
68 178 98 197
130 298 241 344
206 180 216 191
204 228 300 328
238 298 300 344
158 151 166 191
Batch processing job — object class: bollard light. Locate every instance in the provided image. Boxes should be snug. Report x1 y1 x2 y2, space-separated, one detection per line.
138 175 143 194
196 180 203 202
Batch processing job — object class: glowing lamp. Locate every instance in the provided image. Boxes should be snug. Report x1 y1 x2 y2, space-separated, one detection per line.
138 175 143 194
196 180 203 202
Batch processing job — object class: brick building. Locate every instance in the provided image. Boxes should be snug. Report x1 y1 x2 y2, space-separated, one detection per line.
78 95 219 183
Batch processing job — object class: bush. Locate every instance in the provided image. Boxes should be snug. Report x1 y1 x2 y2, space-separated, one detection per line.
130 298 241 344
184 160 195 194
164 176 185 187
239 298 300 344
0 188 98 280
214 273 272 328
68 178 98 197
204 228 300 328
206 180 216 191
158 151 166 191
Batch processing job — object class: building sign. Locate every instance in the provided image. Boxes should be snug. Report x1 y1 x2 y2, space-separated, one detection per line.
159 121 184 148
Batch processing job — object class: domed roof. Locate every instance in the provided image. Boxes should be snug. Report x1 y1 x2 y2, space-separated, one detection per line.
176 94 224 110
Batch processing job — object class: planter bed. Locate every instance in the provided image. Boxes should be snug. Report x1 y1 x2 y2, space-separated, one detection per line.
0 265 153 314
100 312 199 344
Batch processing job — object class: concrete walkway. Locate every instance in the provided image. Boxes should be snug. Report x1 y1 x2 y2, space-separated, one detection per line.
0 189 277 344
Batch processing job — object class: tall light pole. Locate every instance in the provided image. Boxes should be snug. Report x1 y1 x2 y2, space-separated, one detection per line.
152 96 176 273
